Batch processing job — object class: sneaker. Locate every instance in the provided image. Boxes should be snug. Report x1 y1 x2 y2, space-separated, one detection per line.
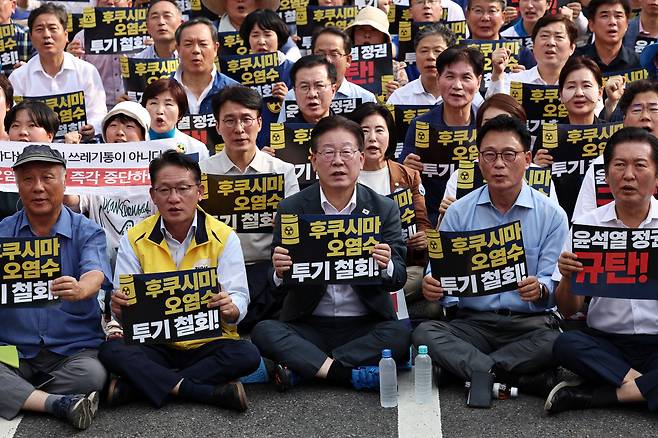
53 392 99 430
544 380 592 414
517 368 560 398
106 376 138 407
240 358 272 384
273 364 301 392
211 381 248 412
351 366 379 391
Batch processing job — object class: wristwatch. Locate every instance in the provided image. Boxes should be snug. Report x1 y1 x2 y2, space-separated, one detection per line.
538 283 548 301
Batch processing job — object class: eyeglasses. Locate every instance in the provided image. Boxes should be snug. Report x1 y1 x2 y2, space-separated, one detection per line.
297 82 332 94
469 7 502 16
152 184 198 197
412 0 440 5
479 150 524 164
629 104 658 116
315 149 360 161
314 50 347 61
221 117 257 128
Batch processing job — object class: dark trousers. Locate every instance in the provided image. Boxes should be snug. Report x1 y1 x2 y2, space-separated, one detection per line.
98 338 261 407
554 328 658 411
239 261 285 332
251 316 411 380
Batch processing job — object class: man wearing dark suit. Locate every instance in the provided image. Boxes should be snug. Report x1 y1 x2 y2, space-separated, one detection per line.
251 116 411 391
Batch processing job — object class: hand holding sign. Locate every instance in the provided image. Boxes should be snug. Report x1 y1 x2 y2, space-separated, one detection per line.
372 243 391 268
403 153 423 173
273 246 292 279
558 251 583 279
111 289 133 320
422 274 444 301
407 230 427 251
517 275 541 302
50 276 84 301
209 286 239 324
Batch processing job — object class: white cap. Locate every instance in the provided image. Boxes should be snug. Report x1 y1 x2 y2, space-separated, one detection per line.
102 101 151 142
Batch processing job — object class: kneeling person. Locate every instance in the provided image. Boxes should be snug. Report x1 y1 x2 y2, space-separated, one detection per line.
99 150 260 411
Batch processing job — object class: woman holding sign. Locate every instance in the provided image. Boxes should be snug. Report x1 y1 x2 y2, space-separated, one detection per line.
352 102 432 305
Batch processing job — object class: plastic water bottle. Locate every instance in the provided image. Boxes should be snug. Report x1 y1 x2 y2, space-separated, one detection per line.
414 345 432 404
379 349 398 408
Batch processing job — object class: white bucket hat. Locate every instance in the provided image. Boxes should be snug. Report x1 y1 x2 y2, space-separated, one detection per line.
345 6 391 43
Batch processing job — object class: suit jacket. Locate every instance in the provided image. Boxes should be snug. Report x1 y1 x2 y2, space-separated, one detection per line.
273 183 407 322
387 159 431 267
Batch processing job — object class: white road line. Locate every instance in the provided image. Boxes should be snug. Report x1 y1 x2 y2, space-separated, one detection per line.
0 415 22 438
397 371 442 438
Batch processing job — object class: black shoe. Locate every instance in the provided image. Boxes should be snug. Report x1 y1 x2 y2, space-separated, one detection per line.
517 368 560 397
211 381 248 412
53 392 99 430
106 376 138 407
544 380 592 414
273 364 300 393
433 363 455 388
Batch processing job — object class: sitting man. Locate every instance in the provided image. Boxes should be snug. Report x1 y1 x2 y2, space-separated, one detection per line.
546 127 658 414
0 145 111 429
200 85 300 330
99 150 261 410
251 116 411 391
413 115 569 396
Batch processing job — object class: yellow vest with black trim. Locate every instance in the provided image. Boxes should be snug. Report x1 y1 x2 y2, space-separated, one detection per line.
127 207 238 350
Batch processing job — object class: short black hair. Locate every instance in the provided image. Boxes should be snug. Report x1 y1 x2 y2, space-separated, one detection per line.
28 2 68 32
310 115 365 153
150 149 202 186
588 0 631 18
291 55 338 87
211 85 263 119
240 9 290 51
619 80 658 116
476 114 532 151
311 27 352 55
604 127 658 175
436 45 484 77
5 100 59 135
175 17 218 45
532 14 578 44
350 102 396 159
414 23 456 50
147 0 182 14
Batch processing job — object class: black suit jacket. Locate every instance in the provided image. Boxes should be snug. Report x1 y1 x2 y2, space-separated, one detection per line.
273 183 407 322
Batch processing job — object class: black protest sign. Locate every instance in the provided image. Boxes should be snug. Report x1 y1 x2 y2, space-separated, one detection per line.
200 173 285 233
413 122 477 181
398 20 467 64
390 104 433 159
388 188 416 242
284 98 363 120
280 214 382 285
219 52 281 98
571 224 658 299
120 56 180 102
82 7 148 55
463 39 521 92
120 268 223 344
176 113 225 155
509 82 567 135
0 24 22 75
345 43 394 99
296 6 359 51
277 0 310 25
270 122 317 188
15 92 87 140
536 122 623 219
427 221 528 297
218 32 248 57
455 160 551 199
0 237 61 307
633 36 656 54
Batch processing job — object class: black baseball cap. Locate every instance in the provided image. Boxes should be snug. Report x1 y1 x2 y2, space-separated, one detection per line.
12 144 66 169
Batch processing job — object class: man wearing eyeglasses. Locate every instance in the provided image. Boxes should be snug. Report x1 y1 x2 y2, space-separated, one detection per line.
200 86 299 331
413 115 569 398
251 116 411 392
100 150 261 411
277 28 377 123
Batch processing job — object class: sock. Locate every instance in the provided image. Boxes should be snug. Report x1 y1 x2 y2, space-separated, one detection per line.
177 379 217 404
326 361 353 386
592 386 619 407
44 394 67 418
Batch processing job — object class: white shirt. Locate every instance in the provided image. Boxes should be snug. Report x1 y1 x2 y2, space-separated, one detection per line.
386 77 485 109
199 148 300 263
277 78 377 122
114 210 250 324
133 45 178 59
359 166 391 195
9 52 107 134
443 0 466 21
173 66 217 114
486 65 550 98
572 155 602 223
552 198 658 335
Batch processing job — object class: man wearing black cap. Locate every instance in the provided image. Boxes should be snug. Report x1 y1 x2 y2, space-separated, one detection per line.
0 145 112 430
